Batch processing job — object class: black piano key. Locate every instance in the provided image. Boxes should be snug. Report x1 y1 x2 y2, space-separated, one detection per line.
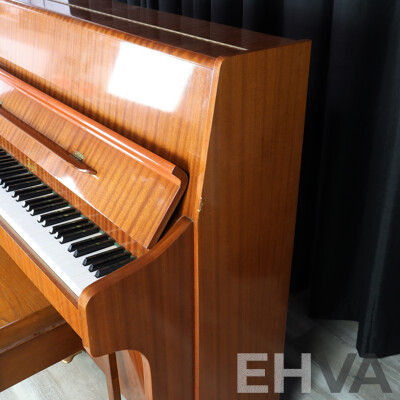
54 222 95 239
94 259 133 278
1 173 34 187
0 167 28 179
68 234 109 252
23 194 61 208
3 174 36 188
11 184 47 198
26 197 66 211
37 207 76 222
5 178 41 192
49 218 90 235
30 201 69 216
73 239 115 258
0 165 26 175
0 164 24 173
0 160 18 168
59 227 100 243
41 212 81 227
0 157 15 164
39 208 78 223
87 252 133 270
15 187 53 202
0 167 27 178
88 253 132 272
82 247 126 266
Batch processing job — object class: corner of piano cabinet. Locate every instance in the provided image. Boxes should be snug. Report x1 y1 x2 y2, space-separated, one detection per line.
76 216 194 356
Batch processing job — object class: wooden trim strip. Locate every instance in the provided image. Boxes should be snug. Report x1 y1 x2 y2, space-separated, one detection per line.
0 68 179 182
0 106 96 174
48 0 248 51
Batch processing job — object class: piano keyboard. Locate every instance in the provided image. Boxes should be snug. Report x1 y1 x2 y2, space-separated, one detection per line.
0 148 135 297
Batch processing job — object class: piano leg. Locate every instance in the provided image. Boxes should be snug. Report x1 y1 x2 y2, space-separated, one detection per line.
104 353 121 400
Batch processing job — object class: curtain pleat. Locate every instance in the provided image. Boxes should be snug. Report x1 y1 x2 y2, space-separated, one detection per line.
310 0 400 358
192 0 211 20
209 0 243 27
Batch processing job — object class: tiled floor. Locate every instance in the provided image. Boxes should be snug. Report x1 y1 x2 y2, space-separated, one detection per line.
0 352 110 400
282 293 400 400
1 292 399 399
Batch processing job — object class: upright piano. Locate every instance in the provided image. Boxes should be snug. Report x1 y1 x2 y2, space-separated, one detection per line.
0 1 311 399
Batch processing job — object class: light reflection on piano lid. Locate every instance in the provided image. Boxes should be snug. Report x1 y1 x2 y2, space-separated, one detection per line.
27 0 71 15
58 174 97 202
107 42 194 113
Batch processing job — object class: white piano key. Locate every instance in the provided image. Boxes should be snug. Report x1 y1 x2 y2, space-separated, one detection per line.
0 186 114 296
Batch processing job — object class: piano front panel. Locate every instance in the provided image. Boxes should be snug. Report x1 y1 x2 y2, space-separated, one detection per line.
0 0 216 222
0 137 148 257
0 219 83 333
0 70 186 248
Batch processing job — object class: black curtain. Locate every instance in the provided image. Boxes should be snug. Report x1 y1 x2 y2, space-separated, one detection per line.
115 0 400 358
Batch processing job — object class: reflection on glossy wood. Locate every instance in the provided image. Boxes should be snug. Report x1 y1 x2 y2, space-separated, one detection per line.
0 0 299 224
0 69 187 248
0 1 311 399
0 246 82 391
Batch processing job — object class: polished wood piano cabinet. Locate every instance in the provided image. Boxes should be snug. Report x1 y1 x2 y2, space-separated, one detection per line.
0 246 82 392
0 1 311 399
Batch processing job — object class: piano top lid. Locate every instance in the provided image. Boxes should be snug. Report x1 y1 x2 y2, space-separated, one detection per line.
9 0 298 61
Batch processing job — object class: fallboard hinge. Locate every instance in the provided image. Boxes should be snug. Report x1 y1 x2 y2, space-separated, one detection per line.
72 151 85 162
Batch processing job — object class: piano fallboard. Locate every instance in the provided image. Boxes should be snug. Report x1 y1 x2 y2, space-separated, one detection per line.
0 68 187 249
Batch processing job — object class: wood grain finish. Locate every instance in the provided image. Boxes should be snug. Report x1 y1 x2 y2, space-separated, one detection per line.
0 139 148 257
198 42 311 400
0 1 311 399
11 0 297 58
0 246 82 391
0 69 187 248
0 245 49 331
0 0 214 223
0 218 82 330
92 351 149 400
0 106 96 174
80 217 195 400
103 353 122 400
0 322 82 392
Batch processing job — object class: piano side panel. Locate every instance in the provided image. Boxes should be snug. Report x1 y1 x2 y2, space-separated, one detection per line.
78 217 195 400
0 0 216 221
198 42 311 400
